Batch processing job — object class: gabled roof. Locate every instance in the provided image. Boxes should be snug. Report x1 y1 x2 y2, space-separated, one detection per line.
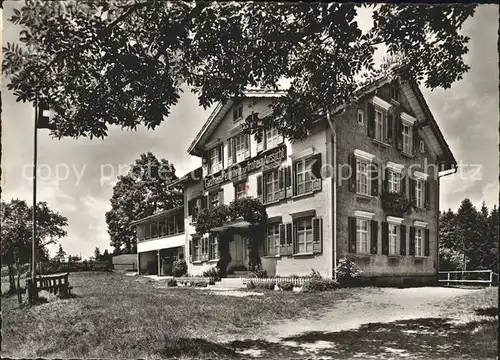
187 89 287 156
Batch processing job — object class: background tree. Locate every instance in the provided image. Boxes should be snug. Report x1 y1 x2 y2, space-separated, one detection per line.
455 199 480 270
55 244 66 263
0 199 68 293
3 2 476 141
105 152 182 254
94 247 101 261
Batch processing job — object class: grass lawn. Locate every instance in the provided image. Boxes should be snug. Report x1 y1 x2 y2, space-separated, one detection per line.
1 271 350 359
1 271 497 359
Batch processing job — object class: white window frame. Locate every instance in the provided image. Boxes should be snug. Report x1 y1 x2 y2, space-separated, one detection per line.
356 218 370 254
266 223 281 256
420 140 425 153
357 109 364 125
415 179 424 208
265 170 280 203
209 146 222 174
415 228 423 257
374 108 386 142
388 171 400 193
265 127 281 150
354 150 376 196
356 159 369 195
402 122 412 154
193 237 201 261
388 224 399 255
235 182 247 200
233 105 243 122
233 133 247 163
295 158 314 195
209 235 219 260
209 191 220 209
296 218 314 254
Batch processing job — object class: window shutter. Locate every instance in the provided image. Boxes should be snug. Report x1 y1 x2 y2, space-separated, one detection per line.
244 134 250 159
396 113 403 150
312 217 322 253
401 175 406 195
202 158 209 177
381 221 389 255
424 181 430 209
279 223 286 245
227 138 233 166
348 154 357 192
256 174 263 203
387 110 393 144
424 229 430 256
412 124 419 155
285 222 293 255
370 220 378 254
371 162 379 196
189 239 193 262
219 189 224 206
409 226 416 256
383 168 389 193
285 165 293 197
255 131 264 153
208 235 213 260
367 102 375 138
201 195 208 209
409 178 416 204
348 216 356 253
292 223 298 254
188 199 194 216
218 145 223 163
312 153 323 192
278 168 286 199
400 225 406 255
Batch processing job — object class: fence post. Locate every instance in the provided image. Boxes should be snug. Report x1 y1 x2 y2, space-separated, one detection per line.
447 273 450 286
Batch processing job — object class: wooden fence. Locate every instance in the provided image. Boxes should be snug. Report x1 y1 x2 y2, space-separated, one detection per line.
438 270 499 287
240 276 333 286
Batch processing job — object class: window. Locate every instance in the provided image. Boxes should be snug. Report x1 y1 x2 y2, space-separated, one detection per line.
419 140 425 153
233 105 243 122
356 159 369 195
233 133 248 163
266 223 281 256
209 146 222 174
388 224 399 255
356 218 370 253
193 237 201 261
235 182 248 200
151 221 158 238
265 127 281 150
296 218 313 253
209 235 219 260
374 109 386 142
191 197 202 219
402 123 412 153
265 170 280 203
415 228 423 256
357 109 364 125
159 220 166 236
167 218 175 235
388 171 400 193
295 158 314 195
415 180 424 208
391 86 400 103
209 191 220 209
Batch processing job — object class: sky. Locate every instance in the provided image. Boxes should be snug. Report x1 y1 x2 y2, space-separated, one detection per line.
1 4 498 259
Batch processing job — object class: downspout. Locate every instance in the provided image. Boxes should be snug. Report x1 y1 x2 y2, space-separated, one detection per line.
326 108 338 280
436 164 458 279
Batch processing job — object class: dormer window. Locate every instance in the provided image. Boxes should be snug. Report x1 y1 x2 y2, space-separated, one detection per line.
232 105 243 122
391 86 400 103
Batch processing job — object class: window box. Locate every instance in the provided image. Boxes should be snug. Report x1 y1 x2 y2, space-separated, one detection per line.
381 191 413 216
192 260 204 264
401 151 415 159
207 259 219 264
292 252 315 257
355 193 375 202
372 138 391 148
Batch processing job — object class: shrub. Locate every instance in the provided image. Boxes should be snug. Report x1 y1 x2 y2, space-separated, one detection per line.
302 278 338 292
279 281 294 291
253 280 275 290
202 267 220 281
335 257 362 287
307 269 322 280
172 260 188 277
289 274 299 279
246 280 256 289
167 278 177 287
250 266 267 279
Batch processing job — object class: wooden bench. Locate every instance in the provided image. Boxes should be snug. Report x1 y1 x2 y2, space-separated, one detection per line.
26 272 73 303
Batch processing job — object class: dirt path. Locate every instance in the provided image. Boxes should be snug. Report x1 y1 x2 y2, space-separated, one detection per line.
263 286 479 341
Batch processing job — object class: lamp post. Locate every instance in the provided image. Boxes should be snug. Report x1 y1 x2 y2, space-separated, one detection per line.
30 95 39 303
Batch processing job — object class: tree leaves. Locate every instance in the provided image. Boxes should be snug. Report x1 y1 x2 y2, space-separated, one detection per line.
3 2 477 140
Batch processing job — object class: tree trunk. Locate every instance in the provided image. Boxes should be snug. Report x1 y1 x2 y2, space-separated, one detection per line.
8 264 16 293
